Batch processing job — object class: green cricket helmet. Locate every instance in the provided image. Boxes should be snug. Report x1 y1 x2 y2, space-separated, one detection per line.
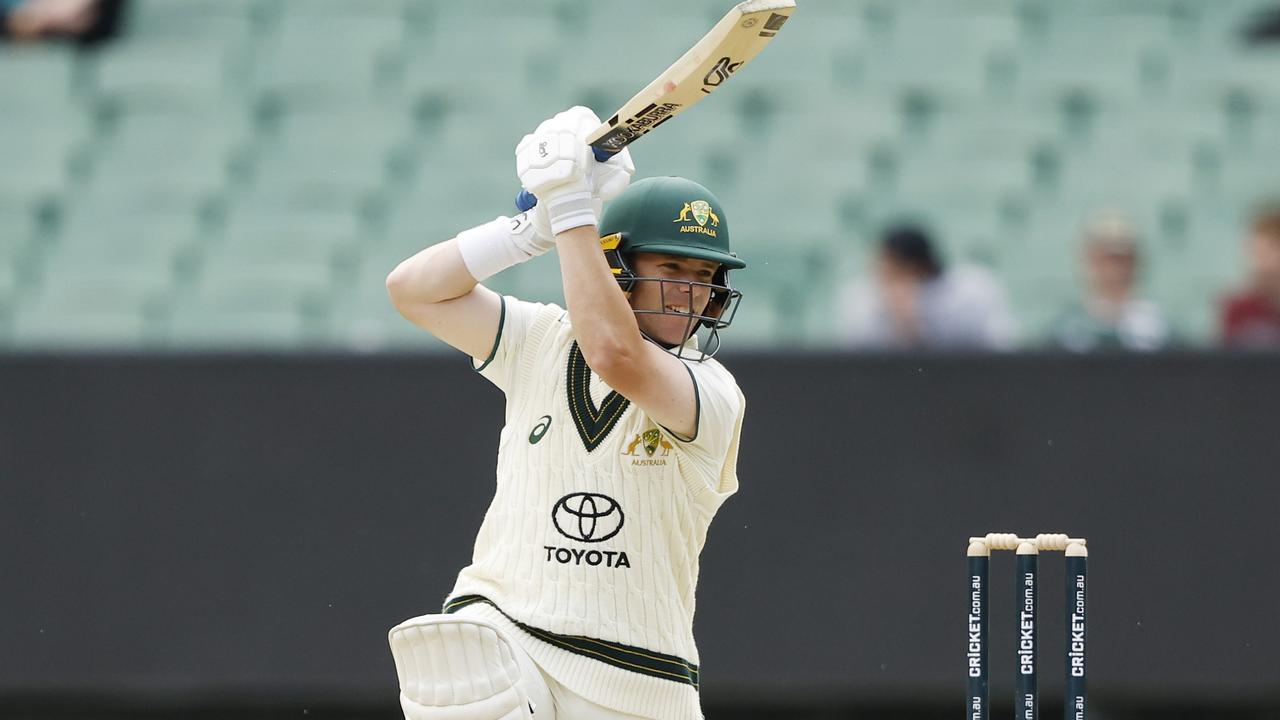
597 176 745 360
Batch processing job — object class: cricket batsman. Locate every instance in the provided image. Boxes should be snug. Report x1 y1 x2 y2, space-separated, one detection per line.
384 106 748 720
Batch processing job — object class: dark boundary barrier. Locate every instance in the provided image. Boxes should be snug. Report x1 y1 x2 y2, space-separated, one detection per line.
2 352 1278 714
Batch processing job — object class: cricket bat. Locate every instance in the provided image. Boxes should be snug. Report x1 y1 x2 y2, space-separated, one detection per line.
515 0 796 211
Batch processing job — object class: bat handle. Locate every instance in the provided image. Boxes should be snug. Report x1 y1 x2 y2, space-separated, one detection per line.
514 145 617 212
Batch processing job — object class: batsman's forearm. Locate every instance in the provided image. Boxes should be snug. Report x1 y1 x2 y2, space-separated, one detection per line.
385 239 480 306
557 226 645 364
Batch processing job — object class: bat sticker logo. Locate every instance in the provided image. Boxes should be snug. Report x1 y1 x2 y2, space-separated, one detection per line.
759 12 789 37
701 56 743 93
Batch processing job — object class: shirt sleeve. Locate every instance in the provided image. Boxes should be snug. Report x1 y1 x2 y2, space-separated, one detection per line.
471 296 561 395
669 360 746 499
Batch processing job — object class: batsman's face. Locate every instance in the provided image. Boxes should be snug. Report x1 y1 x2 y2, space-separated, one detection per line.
626 252 721 346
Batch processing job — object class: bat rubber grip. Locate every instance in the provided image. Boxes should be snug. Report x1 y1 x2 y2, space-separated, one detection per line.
515 189 537 212
513 146 619 212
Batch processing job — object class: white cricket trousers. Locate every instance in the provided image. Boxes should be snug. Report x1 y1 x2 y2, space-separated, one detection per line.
452 604 650 720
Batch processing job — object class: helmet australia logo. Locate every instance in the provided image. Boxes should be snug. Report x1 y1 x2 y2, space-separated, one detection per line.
674 200 719 237
622 427 672 466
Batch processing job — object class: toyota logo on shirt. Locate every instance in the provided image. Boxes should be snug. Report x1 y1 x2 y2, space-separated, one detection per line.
552 492 625 543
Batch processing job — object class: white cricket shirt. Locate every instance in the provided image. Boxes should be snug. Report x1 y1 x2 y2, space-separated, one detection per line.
445 296 745 720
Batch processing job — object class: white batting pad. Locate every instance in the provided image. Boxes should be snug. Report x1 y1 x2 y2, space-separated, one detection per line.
388 615 533 720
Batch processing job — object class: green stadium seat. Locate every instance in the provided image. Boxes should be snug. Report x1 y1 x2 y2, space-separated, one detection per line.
1050 150 1198 209
400 16 563 106
0 260 19 303
91 40 241 105
392 159 519 234
197 249 340 303
0 45 76 111
56 198 205 254
0 132 77 199
326 300 449 352
217 198 365 256
999 202 1081 280
46 225 189 275
717 289 787 349
348 251 399 304
87 120 246 198
11 306 153 348
324 257 450 351
127 0 258 24
574 0 707 32
841 13 1021 101
276 104 416 144
249 142 396 204
124 0 256 46
106 96 254 139
577 13 721 67
1002 272 1077 342
29 261 174 317
165 261 328 346
1083 100 1223 155
1151 272 1231 345
628 123 731 192
190 259 332 313
165 306 312 347
503 251 569 306
0 194 38 252
368 218 432 264
252 16 403 104
277 0 407 19
247 106 414 202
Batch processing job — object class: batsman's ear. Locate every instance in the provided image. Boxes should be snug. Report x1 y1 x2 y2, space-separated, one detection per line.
599 234 637 292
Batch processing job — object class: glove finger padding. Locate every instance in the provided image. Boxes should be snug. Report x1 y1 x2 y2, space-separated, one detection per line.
594 147 635 203
537 105 602 141
546 106 633 202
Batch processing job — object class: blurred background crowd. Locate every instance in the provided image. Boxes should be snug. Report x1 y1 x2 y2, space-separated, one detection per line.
2 0 1279 353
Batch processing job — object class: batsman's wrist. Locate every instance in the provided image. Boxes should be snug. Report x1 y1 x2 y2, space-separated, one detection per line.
545 189 597 237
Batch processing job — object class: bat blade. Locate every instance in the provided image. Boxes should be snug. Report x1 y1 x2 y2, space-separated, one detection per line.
515 0 795 212
587 0 795 155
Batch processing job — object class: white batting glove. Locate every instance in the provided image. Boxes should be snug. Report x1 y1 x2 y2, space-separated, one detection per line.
517 108 595 236
531 195 623 242
517 106 636 237
594 146 636 202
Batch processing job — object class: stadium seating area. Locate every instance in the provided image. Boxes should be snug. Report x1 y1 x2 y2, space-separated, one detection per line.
2 0 1279 350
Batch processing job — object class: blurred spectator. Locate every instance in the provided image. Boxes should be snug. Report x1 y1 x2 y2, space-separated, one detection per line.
1049 210 1169 352
1243 4 1280 44
1220 206 1280 349
839 223 1017 350
1 0 123 45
